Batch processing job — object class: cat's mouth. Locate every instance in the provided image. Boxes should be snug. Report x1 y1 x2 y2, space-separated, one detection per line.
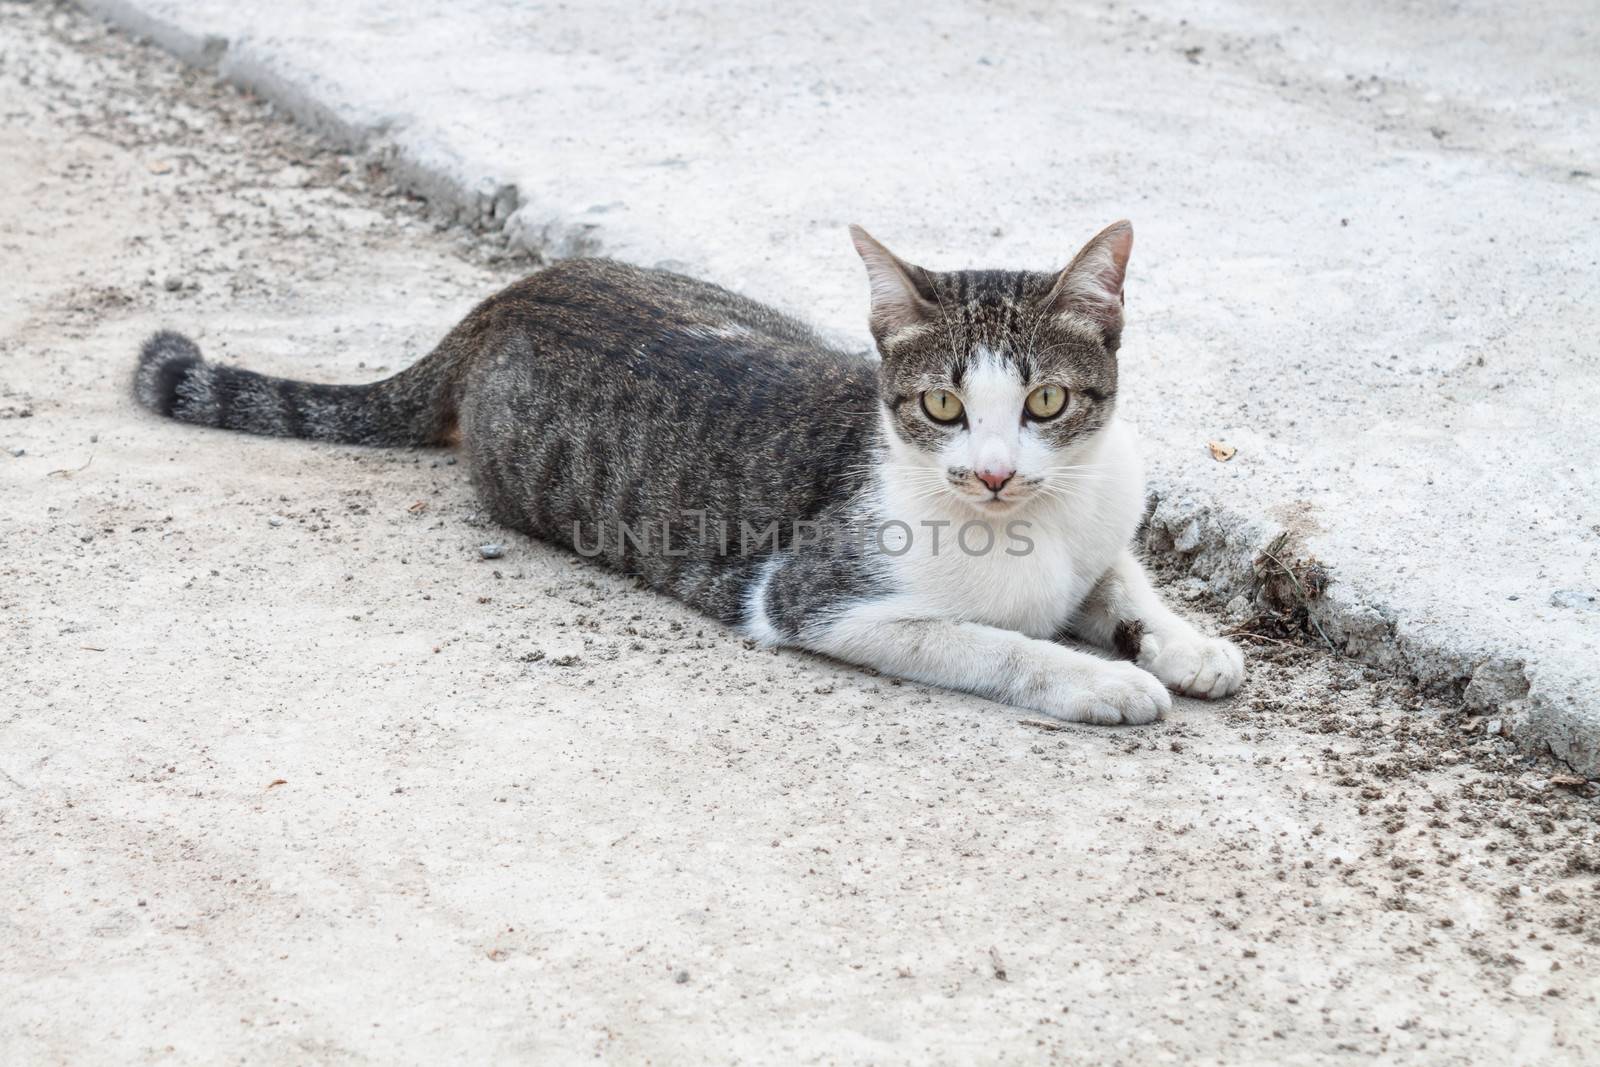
965 487 1030 512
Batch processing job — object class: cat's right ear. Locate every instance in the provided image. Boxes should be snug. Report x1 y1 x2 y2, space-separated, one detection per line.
849 225 939 341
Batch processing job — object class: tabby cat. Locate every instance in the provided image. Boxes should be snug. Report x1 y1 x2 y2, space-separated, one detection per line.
134 221 1244 723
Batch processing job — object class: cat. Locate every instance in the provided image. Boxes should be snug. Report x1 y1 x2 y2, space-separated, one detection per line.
133 220 1244 724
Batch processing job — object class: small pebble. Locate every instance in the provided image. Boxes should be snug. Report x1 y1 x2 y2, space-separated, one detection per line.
164 275 183 291
674 970 690 985
268 516 283 527
479 543 504 559
8 447 24 458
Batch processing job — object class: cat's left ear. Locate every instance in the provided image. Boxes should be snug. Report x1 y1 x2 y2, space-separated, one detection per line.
1047 220 1133 340
849 225 939 342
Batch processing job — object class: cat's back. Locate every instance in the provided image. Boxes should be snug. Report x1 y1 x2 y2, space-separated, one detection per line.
480 257 859 382
470 257 878 458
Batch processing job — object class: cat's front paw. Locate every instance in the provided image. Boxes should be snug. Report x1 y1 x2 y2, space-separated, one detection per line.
1138 633 1245 699
1045 661 1172 726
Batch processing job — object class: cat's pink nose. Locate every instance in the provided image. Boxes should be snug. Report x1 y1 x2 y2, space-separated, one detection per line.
976 467 1014 492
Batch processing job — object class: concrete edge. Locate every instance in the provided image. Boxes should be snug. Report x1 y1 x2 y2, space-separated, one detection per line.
73 1 1597 777
1140 484 1595 776
77 0 530 235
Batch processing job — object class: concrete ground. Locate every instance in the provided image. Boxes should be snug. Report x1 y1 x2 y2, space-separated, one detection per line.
69 0 1600 773
3 4 1599 1065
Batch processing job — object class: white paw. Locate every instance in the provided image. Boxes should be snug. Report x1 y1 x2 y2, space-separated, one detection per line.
1139 632 1245 699
1042 661 1172 726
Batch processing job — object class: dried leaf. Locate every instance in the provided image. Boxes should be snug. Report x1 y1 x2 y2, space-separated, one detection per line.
265 778 288 789
406 500 428 514
989 945 1008 981
1208 440 1237 462
1550 774 1589 790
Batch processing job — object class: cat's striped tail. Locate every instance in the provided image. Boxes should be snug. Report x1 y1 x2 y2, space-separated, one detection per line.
132 330 460 447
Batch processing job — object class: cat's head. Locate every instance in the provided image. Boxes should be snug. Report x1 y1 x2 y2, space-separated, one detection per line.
851 221 1132 515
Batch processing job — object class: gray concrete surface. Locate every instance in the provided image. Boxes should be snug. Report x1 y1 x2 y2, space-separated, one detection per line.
73 0 1600 774
5 5 1600 1063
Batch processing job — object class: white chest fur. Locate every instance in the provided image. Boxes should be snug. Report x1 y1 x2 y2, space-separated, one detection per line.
875 418 1146 639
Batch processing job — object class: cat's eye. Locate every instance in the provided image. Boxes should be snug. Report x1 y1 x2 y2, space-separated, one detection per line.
922 389 964 423
1025 384 1068 420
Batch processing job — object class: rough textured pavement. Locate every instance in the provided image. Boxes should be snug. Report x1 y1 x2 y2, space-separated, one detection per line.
2 3 1598 1064
73 0 1600 774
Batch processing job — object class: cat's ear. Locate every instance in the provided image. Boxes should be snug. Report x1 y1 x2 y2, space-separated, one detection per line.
1047 220 1133 338
849 225 939 339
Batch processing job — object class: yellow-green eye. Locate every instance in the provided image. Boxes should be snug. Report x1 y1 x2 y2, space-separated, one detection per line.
922 388 964 423
1025 384 1068 419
